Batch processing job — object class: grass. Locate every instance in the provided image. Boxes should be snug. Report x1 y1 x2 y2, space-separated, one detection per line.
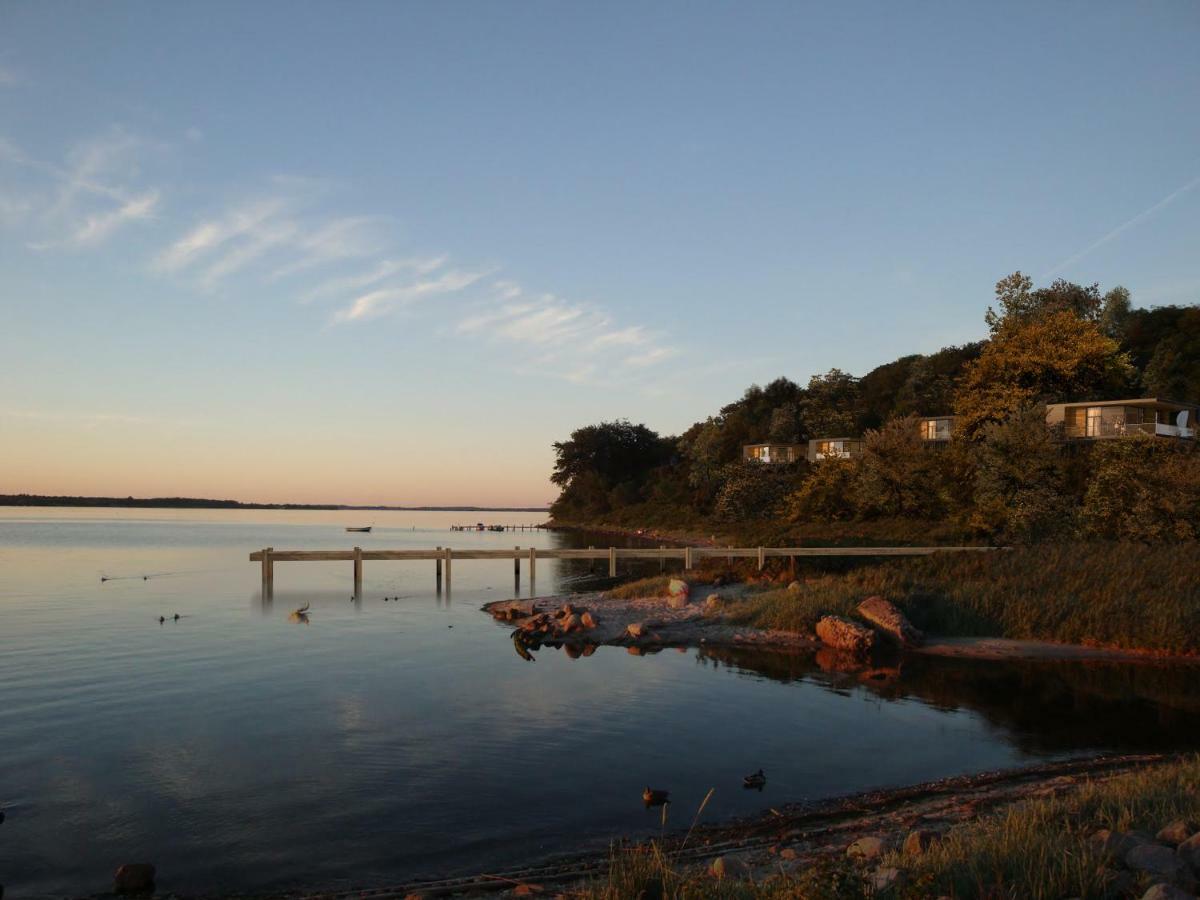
585 756 1200 900
607 575 676 600
723 542 1200 655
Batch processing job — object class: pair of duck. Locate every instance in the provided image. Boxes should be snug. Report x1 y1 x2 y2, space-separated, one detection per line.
157 614 180 624
643 769 765 806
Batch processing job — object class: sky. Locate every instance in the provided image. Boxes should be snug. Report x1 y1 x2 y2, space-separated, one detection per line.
1 2 1198 507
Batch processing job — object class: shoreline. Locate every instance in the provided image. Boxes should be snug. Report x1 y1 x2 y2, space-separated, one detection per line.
198 753 1175 899
483 589 1200 665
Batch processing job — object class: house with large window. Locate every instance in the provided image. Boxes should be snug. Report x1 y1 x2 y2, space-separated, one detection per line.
806 437 865 462
918 416 955 442
742 442 804 464
1045 398 1197 441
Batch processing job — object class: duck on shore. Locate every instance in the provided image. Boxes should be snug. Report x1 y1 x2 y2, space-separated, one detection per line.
642 787 670 806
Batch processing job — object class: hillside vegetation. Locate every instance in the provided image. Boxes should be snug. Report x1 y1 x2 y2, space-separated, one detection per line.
549 272 1200 546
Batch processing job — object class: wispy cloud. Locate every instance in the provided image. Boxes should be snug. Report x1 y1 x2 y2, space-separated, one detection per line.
1044 174 1200 277
456 282 678 384
332 267 486 322
64 189 160 246
0 126 162 248
299 255 447 303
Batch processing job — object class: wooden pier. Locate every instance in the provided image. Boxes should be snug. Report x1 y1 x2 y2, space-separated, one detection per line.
250 544 999 597
449 523 548 532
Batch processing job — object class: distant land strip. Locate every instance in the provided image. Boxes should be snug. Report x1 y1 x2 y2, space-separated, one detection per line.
0 494 548 513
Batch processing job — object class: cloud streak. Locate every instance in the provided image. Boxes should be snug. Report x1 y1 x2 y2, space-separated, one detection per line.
1044 174 1200 277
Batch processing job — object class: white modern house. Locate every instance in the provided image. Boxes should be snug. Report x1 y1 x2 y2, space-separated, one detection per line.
1044 398 1197 441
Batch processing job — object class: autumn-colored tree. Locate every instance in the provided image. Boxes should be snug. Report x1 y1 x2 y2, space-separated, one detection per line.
954 311 1134 437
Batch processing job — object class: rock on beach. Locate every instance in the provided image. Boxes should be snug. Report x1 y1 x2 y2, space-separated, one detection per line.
816 615 876 656
856 595 924 647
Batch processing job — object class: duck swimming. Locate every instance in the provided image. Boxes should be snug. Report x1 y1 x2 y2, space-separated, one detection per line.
288 602 311 624
642 787 670 806
743 769 766 789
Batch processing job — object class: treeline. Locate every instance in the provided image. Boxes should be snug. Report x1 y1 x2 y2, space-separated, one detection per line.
550 272 1200 543
0 495 547 512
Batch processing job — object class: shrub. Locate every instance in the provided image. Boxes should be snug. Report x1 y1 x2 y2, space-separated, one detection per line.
1080 435 1200 541
786 459 860 521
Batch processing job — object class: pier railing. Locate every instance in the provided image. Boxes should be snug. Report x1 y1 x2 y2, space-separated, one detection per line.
250 544 1000 597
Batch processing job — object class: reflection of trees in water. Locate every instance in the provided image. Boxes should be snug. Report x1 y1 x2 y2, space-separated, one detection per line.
695 644 1200 755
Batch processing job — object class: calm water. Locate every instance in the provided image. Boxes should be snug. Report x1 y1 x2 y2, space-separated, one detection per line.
1 508 1198 898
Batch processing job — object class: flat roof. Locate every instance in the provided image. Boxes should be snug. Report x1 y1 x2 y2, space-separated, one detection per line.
1050 397 1197 409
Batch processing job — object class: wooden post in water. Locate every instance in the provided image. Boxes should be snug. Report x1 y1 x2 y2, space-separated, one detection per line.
608 546 617 577
353 546 363 598
528 546 537 587
435 546 442 591
684 546 693 570
444 547 452 589
757 546 765 571
262 547 274 596
514 546 520 588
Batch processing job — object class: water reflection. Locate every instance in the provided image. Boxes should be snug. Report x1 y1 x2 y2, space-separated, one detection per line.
694 643 1200 754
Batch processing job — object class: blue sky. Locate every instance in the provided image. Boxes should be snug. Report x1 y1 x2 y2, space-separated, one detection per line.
1 2 1198 505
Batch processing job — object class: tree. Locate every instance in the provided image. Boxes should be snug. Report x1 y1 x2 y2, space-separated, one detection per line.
1140 307 1200 401
786 459 860 522
712 461 800 522
954 311 1134 437
968 405 1070 541
550 421 673 518
1080 436 1200 541
802 368 861 436
768 402 802 443
984 272 1109 333
852 415 950 518
1098 286 1132 339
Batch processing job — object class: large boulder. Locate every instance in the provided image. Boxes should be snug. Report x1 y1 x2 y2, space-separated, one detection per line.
856 596 924 647
1158 820 1198 847
1178 832 1200 876
1125 843 1197 890
1140 884 1196 900
816 616 876 656
114 864 156 894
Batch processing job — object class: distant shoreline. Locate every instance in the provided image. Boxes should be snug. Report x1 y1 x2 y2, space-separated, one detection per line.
0 494 548 513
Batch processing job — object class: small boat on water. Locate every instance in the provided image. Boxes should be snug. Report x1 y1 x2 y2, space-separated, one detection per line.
345 526 372 533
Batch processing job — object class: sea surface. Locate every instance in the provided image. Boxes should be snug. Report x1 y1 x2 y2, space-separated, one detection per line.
1 507 1198 897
